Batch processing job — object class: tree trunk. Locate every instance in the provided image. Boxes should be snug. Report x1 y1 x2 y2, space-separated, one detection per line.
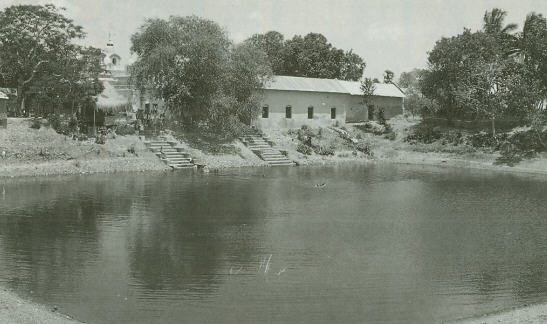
491 117 496 137
16 83 25 116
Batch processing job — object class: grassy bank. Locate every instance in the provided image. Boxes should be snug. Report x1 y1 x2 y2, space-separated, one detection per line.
3 117 547 178
0 118 169 178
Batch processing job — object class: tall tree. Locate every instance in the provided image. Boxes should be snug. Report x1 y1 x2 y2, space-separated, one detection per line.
131 16 232 124
130 16 271 136
244 31 366 80
0 4 85 115
244 31 285 74
340 50 366 81
483 8 518 35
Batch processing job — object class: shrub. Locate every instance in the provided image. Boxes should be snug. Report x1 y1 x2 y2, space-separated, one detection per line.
384 131 396 141
356 121 385 135
116 124 136 136
355 141 373 156
30 118 41 129
313 142 335 156
95 133 106 144
404 124 442 144
296 143 313 155
377 108 387 126
296 125 315 144
47 114 78 135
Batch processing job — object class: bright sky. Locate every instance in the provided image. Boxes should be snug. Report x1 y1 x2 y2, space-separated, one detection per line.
4 0 547 79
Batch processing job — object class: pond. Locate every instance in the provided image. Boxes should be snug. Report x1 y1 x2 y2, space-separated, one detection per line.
1 164 547 323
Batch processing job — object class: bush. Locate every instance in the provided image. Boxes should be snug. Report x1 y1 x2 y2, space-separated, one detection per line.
356 121 385 135
296 125 315 145
47 114 78 135
404 124 442 144
313 142 335 156
355 141 373 156
116 124 136 136
384 131 396 141
377 108 387 126
296 143 313 155
95 133 106 144
30 118 41 129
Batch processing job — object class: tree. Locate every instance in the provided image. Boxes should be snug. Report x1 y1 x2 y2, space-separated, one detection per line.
130 16 272 137
483 8 518 35
245 31 285 74
244 31 366 80
421 29 502 122
0 4 85 115
383 70 394 84
398 69 428 117
224 42 272 126
360 77 376 107
340 50 366 81
131 16 232 124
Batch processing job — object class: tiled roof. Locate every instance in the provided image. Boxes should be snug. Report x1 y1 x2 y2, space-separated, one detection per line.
263 75 405 98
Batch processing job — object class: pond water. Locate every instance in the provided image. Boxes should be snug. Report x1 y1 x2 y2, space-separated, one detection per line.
1 164 547 323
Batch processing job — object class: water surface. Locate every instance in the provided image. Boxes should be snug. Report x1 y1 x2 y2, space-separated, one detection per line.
1 164 547 323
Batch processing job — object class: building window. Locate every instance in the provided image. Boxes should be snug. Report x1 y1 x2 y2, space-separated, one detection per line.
308 106 314 119
112 57 117 65
286 105 292 119
331 107 336 119
262 105 269 118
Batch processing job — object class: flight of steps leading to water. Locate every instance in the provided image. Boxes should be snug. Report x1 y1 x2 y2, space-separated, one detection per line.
241 134 295 166
144 139 196 170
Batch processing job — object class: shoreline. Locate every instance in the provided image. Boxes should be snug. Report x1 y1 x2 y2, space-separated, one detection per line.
2 149 547 179
0 287 82 324
451 303 547 324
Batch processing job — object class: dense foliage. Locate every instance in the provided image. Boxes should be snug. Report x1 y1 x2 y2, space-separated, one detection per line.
0 4 104 116
130 16 272 138
415 8 547 135
245 31 365 81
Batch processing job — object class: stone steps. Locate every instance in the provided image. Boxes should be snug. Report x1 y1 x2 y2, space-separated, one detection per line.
240 133 295 167
145 138 196 170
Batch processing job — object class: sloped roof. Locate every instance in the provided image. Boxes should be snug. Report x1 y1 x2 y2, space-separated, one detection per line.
262 75 405 98
0 90 8 100
263 76 350 94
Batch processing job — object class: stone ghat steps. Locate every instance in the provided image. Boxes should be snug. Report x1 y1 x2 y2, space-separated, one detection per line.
241 134 295 166
145 139 197 170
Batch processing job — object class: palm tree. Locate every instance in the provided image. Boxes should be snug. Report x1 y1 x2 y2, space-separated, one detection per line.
483 8 518 35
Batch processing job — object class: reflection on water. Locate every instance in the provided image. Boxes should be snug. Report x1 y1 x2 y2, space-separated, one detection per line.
1 165 547 323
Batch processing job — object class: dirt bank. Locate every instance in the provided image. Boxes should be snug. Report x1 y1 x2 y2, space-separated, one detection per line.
3 117 547 178
0 288 82 324
452 303 547 323
0 118 169 178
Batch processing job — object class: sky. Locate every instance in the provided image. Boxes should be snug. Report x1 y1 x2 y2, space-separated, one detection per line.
4 0 547 79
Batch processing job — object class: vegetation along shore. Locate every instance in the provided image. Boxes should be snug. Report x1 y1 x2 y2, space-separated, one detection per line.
1 2 547 324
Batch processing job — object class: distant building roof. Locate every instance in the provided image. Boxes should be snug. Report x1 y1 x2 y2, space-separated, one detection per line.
263 75 348 94
0 90 8 100
263 75 405 98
